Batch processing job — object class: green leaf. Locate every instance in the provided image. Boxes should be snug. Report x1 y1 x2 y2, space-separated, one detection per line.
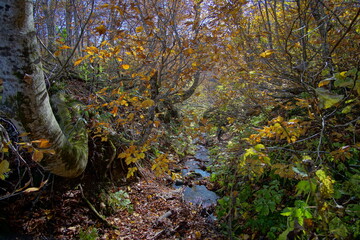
292 166 308 177
329 217 348 238
355 80 360 95
334 78 354 88
278 228 293 240
254 144 265 151
315 88 343 109
341 105 352 114
281 207 293 216
296 180 316 196
243 147 256 158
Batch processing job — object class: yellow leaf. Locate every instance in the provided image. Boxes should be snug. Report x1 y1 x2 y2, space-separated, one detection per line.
74 58 83 66
58 45 71 50
185 48 195 55
122 64 130 70
0 160 10 180
87 46 98 52
315 88 343 109
32 149 44 162
118 152 127 158
23 187 40 193
141 99 155 108
126 167 138 178
1 146 8 153
125 156 136 165
260 49 276 58
100 40 108 46
227 117 235 124
32 139 51 148
318 79 332 87
340 71 347 77
120 99 128 106
128 113 135 121
135 26 144 33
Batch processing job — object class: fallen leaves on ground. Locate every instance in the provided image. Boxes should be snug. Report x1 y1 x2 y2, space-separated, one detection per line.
3 171 224 239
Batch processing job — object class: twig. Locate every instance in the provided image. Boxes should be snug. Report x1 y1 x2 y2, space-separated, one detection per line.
334 116 360 128
0 123 34 190
330 7 360 55
153 210 174 227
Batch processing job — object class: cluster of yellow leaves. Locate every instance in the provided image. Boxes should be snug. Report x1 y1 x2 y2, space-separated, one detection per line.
74 42 125 66
126 167 138 179
315 169 335 199
118 145 148 165
117 145 150 179
239 144 271 177
151 153 171 177
88 86 157 142
18 139 55 162
246 116 308 144
92 122 112 142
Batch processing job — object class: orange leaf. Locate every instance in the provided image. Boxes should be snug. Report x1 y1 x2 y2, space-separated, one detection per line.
136 26 144 33
110 106 118 117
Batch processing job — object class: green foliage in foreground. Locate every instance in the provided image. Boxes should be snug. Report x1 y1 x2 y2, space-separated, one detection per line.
209 70 360 239
78 226 99 240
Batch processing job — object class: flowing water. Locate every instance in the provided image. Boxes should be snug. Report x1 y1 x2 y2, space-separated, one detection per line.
175 145 219 209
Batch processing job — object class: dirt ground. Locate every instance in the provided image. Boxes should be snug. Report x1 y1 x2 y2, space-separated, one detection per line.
1 169 224 240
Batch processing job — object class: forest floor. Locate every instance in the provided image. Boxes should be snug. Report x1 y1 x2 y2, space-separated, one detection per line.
2 168 224 240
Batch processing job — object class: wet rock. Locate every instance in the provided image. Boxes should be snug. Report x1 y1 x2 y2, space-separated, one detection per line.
174 179 185 186
185 171 203 179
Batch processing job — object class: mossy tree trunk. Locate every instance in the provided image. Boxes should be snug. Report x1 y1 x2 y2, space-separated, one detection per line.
0 0 88 177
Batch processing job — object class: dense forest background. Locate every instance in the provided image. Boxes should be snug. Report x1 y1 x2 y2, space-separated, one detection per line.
0 0 359 239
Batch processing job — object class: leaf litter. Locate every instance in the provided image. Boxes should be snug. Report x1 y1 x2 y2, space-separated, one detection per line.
2 169 224 239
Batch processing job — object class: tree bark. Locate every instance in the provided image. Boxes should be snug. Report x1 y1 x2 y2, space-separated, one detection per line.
42 0 56 51
0 0 88 177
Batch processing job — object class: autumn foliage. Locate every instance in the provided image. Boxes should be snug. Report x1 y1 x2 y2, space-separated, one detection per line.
1 0 360 239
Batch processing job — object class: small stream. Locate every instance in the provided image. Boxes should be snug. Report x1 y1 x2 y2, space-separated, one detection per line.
174 145 219 210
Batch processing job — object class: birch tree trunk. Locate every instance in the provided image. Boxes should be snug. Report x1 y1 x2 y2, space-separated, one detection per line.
0 0 88 177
